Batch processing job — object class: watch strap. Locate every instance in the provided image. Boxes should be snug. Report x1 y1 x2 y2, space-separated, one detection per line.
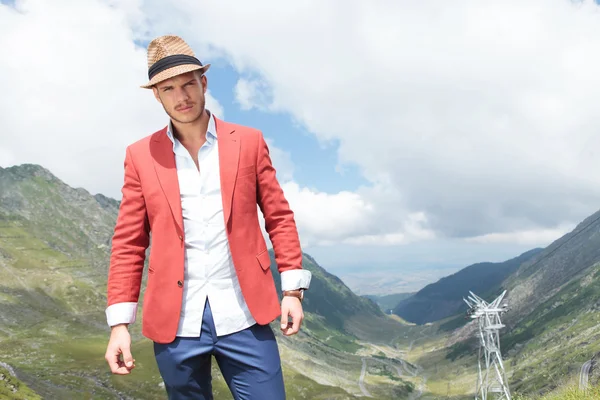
283 289 304 301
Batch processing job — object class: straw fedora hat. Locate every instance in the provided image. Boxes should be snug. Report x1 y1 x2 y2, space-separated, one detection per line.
141 35 210 89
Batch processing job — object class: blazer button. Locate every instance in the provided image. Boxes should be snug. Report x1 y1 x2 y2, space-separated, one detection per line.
178 235 183 240
177 280 183 288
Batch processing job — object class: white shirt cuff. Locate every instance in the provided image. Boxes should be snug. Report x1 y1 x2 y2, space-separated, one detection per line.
106 302 138 327
281 269 312 291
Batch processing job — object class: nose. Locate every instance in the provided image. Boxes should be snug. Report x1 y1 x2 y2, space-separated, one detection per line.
173 87 190 104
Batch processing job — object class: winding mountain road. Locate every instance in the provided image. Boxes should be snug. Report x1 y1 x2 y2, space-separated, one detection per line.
358 352 417 398
408 366 426 400
0 361 16 377
355 331 427 398
359 357 372 397
370 357 403 377
580 360 592 390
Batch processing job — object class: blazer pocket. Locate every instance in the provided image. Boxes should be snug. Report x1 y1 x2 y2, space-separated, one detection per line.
237 165 255 179
256 249 272 272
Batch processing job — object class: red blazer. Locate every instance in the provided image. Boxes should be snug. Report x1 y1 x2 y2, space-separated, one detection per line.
106 117 303 343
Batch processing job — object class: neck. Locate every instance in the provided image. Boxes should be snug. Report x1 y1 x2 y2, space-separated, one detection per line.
171 109 210 143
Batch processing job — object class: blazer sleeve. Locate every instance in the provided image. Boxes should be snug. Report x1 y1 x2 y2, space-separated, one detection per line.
105 146 150 326
255 131 311 290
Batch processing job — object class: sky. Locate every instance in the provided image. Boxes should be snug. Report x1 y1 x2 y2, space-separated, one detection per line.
2 0 600 280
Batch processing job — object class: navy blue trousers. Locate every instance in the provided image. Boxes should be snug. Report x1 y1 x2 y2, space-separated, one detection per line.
153 301 286 400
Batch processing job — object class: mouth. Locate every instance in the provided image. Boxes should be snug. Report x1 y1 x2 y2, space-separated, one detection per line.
177 105 194 112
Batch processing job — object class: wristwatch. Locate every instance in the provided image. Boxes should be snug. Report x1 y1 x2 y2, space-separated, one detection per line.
283 289 304 302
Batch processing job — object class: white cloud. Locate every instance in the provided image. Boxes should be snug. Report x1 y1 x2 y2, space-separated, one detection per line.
264 138 294 183
233 79 255 110
258 140 436 248
3 0 600 254
233 78 271 111
341 212 436 246
134 0 600 246
280 181 374 246
465 224 575 245
205 90 224 120
0 0 223 199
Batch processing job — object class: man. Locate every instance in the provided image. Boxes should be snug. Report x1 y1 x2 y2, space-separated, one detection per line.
104 35 311 400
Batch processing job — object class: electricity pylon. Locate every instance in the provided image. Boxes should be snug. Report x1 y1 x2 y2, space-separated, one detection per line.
464 290 512 400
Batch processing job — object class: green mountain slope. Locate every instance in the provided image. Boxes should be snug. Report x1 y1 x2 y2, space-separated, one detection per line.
500 261 600 392
0 363 41 400
439 261 600 396
503 209 600 323
269 252 403 344
0 163 411 399
431 208 600 396
393 248 542 325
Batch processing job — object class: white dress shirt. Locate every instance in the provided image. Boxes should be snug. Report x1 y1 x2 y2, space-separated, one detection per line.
106 110 312 337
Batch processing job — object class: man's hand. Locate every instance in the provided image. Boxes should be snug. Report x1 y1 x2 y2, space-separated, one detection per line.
105 324 136 375
280 296 304 336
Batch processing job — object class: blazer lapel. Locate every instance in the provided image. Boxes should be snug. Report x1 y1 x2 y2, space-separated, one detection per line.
150 128 183 235
215 117 239 224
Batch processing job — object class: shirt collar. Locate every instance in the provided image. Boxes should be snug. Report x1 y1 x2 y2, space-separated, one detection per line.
166 109 217 149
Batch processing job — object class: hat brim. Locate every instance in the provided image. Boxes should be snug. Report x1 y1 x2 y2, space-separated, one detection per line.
140 63 211 89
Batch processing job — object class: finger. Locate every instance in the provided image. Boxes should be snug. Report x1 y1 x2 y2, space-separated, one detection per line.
105 352 120 373
114 355 136 375
113 362 132 375
290 311 301 334
280 306 290 331
106 345 135 375
122 344 135 369
283 311 299 336
281 321 294 336
106 351 131 375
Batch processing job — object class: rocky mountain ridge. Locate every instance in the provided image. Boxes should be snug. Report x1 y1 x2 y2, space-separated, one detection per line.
393 248 542 325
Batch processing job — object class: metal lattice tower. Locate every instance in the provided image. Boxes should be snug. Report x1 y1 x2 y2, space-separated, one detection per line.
463 290 512 400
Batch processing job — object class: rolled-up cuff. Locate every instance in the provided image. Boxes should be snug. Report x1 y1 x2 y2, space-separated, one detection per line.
281 269 312 291
106 302 137 327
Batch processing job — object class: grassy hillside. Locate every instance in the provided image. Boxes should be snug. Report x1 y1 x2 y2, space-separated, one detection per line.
424 255 600 396
8 162 600 399
514 384 600 400
269 252 404 345
394 248 542 325
504 209 600 323
0 163 414 399
0 364 41 400
393 205 600 398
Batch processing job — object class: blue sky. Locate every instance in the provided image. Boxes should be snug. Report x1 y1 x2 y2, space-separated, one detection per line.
199 60 368 195
3 0 600 294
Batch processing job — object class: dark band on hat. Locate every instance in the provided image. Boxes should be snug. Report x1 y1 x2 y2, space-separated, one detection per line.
148 54 203 80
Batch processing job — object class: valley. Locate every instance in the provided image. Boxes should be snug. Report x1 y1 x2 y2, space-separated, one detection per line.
3 163 600 399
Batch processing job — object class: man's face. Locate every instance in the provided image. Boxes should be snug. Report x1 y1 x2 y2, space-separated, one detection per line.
153 70 206 125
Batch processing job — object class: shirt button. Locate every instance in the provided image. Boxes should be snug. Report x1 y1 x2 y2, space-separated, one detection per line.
177 280 183 288
178 235 183 240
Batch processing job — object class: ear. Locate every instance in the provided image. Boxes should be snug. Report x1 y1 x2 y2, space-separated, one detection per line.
152 86 161 102
201 75 208 94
